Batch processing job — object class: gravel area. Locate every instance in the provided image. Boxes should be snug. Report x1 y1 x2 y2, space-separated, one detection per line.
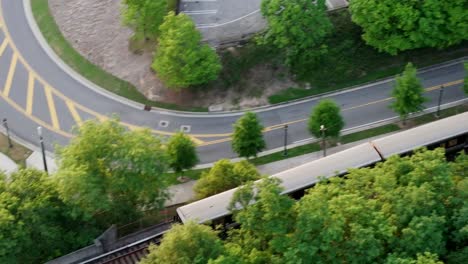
47 0 297 110
48 0 166 101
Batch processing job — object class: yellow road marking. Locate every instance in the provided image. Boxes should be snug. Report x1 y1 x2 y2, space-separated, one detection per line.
2 52 17 97
189 136 204 145
0 91 73 137
66 100 82 125
0 7 464 146
26 72 35 114
0 38 7 57
44 85 60 129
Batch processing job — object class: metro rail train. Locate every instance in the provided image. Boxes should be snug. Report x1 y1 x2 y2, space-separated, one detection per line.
72 112 468 264
176 112 468 225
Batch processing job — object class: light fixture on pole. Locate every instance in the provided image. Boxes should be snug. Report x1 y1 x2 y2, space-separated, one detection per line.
320 125 327 157
283 124 288 156
37 126 48 173
2 118 13 148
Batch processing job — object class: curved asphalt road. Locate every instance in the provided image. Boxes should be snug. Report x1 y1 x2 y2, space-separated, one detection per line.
0 0 467 164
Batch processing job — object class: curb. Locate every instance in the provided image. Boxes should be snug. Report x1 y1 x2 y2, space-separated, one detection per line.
23 0 467 117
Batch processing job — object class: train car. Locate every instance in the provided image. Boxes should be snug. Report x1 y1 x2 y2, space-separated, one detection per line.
177 112 468 225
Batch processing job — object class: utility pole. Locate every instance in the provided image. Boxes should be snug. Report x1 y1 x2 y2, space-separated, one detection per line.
436 85 444 118
37 126 48 174
283 125 288 156
2 118 13 148
320 125 327 157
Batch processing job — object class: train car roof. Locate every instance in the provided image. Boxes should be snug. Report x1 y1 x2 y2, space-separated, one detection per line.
177 142 381 224
372 112 468 158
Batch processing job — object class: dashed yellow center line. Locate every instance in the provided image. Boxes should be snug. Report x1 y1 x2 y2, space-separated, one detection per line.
0 38 7 57
2 52 17 97
44 84 60 130
26 72 35 114
66 100 82 125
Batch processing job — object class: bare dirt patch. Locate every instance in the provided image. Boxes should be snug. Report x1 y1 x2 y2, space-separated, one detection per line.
48 0 297 110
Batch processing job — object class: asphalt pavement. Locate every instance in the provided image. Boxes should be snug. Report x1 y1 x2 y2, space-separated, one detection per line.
0 0 467 164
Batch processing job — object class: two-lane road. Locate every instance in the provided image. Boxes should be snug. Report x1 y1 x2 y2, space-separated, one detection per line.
0 0 466 164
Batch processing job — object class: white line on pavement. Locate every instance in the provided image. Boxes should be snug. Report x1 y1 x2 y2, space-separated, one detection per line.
182 10 217 15
197 9 260 28
182 0 217 2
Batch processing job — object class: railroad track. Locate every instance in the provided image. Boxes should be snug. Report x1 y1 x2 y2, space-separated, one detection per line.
81 223 171 264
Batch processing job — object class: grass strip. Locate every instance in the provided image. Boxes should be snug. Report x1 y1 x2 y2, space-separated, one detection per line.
31 0 207 112
0 134 32 167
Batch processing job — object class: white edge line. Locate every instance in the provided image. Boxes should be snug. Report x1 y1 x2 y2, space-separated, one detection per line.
197 9 261 28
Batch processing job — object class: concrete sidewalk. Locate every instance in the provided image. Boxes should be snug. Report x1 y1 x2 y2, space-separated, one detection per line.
0 152 18 176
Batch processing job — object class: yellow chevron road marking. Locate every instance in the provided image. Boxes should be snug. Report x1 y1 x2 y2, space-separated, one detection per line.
0 38 7 57
26 72 35 114
44 85 60 129
66 100 82 125
2 52 17 97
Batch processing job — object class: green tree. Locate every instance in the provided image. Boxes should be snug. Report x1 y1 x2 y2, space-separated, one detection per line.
308 99 344 138
0 169 98 263
55 119 169 225
121 0 168 40
390 63 427 123
194 160 260 199
349 0 467 55
167 132 199 175
260 0 332 65
140 221 224 264
153 12 221 89
226 178 296 263
231 112 266 158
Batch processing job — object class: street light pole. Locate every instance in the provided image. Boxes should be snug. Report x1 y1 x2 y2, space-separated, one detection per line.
320 125 327 157
37 126 48 173
283 125 288 156
2 118 13 148
436 85 444 118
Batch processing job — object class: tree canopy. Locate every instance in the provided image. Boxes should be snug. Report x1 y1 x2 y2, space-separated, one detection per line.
167 132 198 175
349 0 467 55
121 0 168 40
390 63 427 122
140 221 224 264
157 148 467 263
152 12 221 89
194 160 260 199
260 0 332 65
0 169 98 263
308 99 345 138
55 119 169 225
231 112 266 158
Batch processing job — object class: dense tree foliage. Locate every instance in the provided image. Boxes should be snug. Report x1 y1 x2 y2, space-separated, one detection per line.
194 160 260 199
260 0 332 66
0 169 98 263
153 12 221 89
390 63 427 123
232 112 266 158
140 221 224 264
121 0 168 40
167 132 199 175
349 0 468 55
154 149 467 263
233 149 466 263
308 99 344 138
55 119 169 225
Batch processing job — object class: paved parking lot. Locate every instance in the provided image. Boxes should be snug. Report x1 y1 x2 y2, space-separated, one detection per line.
179 0 349 46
